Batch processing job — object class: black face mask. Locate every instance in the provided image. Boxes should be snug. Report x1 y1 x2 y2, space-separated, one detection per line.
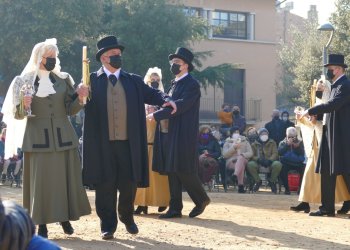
316 90 323 99
109 55 122 69
150 81 159 89
170 63 181 75
233 110 239 115
44 58 56 71
326 69 335 81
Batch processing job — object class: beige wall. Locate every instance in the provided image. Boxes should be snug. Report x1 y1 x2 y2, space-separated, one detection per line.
181 0 277 126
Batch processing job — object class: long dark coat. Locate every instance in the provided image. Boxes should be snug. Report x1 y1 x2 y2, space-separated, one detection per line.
82 68 166 187
152 74 200 174
308 75 350 175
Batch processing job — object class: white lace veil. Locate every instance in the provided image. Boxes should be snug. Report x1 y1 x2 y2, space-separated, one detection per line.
144 67 164 92
1 38 74 158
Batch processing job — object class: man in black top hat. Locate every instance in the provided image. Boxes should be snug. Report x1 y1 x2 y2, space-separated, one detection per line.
299 54 350 217
81 35 176 239
149 47 210 219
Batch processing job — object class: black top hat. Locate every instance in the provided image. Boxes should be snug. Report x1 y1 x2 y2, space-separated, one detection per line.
168 47 194 72
96 35 125 62
324 54 348 68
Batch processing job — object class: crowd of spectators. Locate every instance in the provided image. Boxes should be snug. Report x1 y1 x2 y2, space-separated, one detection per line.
197 107 306 194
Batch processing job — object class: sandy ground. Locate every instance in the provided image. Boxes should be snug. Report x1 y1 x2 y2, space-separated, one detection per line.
1 184 350 250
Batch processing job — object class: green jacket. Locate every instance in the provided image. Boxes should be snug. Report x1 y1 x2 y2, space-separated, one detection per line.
17 73 82 152
250 139 278 162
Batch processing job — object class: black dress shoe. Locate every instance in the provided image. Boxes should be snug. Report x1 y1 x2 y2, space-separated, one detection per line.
125 223 139 234
290 202 310 213
158 206 167 212
309 209 335 217
337 200 350 214
60 221 74 235
252 180 262 192
159 210 182 219
269 182 277 194
38 224 48 238
189 199 210 218
101 231 114 240
134 206 148 215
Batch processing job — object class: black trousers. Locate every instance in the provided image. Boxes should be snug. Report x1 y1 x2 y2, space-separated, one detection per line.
95 140 136 233
320 137 336 212
161 133 209 212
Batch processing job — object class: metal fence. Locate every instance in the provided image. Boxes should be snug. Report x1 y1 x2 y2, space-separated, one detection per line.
199 98 262 122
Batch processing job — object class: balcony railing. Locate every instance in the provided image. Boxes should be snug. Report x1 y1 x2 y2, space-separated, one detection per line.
199 98 262 123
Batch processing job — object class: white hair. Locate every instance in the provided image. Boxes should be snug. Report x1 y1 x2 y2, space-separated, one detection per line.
143 67 164 92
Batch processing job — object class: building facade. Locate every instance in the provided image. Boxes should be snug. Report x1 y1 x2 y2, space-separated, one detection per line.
180 0 277 127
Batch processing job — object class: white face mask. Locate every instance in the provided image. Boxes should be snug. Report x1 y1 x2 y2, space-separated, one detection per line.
260 135 268 142
282 116 288 121
232 133 240 140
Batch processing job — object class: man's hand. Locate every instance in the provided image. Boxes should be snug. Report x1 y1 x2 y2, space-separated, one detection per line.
76 83 89 103
162 100 177 114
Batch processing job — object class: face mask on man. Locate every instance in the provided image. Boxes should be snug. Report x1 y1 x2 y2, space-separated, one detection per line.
282 116 288 121
260 135 268 142
170 63 181 75
44 58 56 71
109 55 122 69
151 81 159 89
326 69 335 81
233 110 239 115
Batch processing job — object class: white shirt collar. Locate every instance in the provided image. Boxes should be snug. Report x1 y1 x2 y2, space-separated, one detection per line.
175 72 188 82
103 66 121 79
333 74 345 85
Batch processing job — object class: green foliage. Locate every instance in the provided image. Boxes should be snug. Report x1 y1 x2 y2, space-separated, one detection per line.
102 0 210 87
279 0 350 109
0 0 234 94
0 0 102 91
278 21 326 108
330 0 350 64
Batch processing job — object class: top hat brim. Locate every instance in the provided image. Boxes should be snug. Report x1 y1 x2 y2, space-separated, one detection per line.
324 63 348 68
96 45 125 62
169 54 194 72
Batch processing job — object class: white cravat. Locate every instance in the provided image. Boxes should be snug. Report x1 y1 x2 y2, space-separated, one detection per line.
36 70 56 97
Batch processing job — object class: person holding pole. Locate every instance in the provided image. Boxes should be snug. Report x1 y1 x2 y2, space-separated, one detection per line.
1 38 91 238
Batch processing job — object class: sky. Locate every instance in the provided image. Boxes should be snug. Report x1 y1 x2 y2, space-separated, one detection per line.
281 0 337 24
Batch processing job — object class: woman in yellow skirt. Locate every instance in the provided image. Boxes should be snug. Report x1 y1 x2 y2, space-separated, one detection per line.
291 79 350 213
134 67 170 214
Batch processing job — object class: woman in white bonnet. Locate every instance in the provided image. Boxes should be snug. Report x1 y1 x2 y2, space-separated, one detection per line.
133 67 170 214
2 38 91 238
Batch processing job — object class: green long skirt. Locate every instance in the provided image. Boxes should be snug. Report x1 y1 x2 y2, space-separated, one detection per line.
23 149 91 225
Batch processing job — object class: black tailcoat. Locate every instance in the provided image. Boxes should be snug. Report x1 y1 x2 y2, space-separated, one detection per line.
82 68 166 187
152 74 200 174
308 75 350 175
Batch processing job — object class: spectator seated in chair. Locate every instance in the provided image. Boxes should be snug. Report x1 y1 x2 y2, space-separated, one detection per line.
217 103 233 135
278 127 305 195
222 126 253 193
197 125 221 184
247 128 282 193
